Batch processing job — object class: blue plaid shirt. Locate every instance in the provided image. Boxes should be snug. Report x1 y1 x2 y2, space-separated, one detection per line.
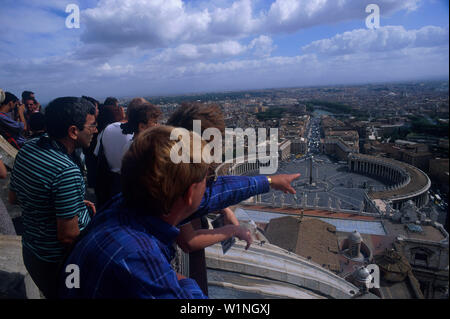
59 175 269 299
180 175 269 225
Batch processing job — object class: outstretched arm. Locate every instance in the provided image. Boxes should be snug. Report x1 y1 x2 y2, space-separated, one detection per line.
180 173 300 225
268 173 301 194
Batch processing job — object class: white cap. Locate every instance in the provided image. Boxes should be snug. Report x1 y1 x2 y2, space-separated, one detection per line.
0 89 5 104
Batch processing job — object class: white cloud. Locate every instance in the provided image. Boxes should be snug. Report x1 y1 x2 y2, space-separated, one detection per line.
263 0 421 33
81 0 212 47
302 25 449 55
153 40 248 64
154 35 275 64
96 62 134 76
79 0 423 50
2 0 448 103
209 0 259 37
249 35 276 57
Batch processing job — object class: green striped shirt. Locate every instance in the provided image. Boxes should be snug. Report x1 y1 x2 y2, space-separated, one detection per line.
10 136 91 263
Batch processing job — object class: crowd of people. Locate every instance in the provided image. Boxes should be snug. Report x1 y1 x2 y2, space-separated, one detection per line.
0 88 300 299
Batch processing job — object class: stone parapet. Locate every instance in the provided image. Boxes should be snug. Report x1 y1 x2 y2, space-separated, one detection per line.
0 235 41 299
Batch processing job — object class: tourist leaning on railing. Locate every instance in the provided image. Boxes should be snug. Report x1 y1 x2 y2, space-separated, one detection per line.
8 97 97 299
59 125 299 299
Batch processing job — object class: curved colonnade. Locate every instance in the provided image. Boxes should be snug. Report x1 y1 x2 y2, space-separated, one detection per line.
216 152 431 211
347 153 430 209
216 154 275 176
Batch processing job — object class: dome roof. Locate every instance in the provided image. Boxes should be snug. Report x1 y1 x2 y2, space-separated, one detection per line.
353 267 372 284
348 230 362 243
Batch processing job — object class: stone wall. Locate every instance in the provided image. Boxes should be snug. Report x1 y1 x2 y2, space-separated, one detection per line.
0 235 41 299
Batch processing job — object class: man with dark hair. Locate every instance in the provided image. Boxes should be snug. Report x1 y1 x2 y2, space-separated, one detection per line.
81 96 100 188
22 91 41 124
21 90 35 101
59 126 299 298
23 97 40 113
0 92 27 148
81 96 99 117
121 101 161 136
23 97 41 131
103 96 118 107
8 97 97 299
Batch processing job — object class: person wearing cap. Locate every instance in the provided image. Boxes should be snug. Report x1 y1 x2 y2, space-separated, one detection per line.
0 89 5 105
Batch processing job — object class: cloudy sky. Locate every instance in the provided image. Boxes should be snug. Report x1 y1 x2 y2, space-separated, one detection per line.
1 0 448 103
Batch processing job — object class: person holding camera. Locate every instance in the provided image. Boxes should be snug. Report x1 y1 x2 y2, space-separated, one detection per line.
0 92 27 149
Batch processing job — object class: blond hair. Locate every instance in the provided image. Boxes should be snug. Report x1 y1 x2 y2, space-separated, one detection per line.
121 125 209 215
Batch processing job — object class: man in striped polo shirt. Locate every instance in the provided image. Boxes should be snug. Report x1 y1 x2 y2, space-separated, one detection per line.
9 97 97 299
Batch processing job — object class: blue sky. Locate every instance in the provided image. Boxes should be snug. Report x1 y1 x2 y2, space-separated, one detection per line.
0 0 448 103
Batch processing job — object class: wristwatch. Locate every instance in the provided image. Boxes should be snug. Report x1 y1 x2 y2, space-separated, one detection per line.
267 176 272 185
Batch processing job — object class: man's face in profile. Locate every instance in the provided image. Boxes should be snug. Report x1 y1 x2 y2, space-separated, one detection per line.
76 114 97 148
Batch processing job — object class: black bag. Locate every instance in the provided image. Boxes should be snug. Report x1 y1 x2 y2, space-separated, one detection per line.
94 136 121 209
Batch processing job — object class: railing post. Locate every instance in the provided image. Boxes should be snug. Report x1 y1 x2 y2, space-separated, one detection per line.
188 217 209 296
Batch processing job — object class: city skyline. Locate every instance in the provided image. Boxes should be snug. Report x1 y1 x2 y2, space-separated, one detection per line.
1 0 449 103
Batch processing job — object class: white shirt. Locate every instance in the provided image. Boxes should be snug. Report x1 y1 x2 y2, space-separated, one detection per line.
94 122 133 173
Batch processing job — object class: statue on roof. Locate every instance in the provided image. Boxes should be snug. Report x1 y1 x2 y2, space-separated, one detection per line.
302 192 308 208
429 206 439 222
314 193 319 208
392 209 402 222
385 204 391 216
399 200 419 224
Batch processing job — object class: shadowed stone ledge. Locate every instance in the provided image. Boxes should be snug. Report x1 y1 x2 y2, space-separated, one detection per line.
0 235 41 299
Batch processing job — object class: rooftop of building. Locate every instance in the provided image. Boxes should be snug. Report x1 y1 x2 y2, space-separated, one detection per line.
231 207 427 299
265 217 341 273
326 130 359 139
382 220 447 242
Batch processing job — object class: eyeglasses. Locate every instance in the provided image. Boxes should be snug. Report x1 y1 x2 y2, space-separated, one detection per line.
84 123 98 131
